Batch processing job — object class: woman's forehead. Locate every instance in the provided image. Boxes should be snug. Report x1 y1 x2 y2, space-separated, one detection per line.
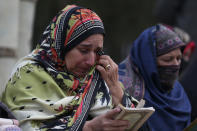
78 34 103 47
158 48 182 58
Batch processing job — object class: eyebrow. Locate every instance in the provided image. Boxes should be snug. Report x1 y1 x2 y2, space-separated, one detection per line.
78 43 93 48
78 43 103 49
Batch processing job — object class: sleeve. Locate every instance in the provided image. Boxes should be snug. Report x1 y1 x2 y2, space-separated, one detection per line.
120 82 139 108
0 102 15 119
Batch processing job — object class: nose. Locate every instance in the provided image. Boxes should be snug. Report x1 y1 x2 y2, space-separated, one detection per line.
173 58 181 66
85 52 96 67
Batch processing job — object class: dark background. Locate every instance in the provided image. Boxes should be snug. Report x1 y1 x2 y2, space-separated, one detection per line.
32 0 157 63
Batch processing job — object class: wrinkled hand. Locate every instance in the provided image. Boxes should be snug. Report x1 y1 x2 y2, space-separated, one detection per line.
96 55 124 106
83 107 129 131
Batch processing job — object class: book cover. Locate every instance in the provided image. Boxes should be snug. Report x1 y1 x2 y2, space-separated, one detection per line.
184 119 197 131
115 104 155 131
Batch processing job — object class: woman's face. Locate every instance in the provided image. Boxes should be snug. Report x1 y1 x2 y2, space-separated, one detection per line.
64 34 103 78
157 48 182 66
156 48 182 90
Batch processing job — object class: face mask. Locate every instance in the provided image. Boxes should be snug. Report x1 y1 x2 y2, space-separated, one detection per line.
157 65 180 92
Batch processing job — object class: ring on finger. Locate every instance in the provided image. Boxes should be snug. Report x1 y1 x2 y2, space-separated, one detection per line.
105 64 111 70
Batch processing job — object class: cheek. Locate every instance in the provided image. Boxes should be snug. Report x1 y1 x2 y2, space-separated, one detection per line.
96 55 100 62
157 59 165 66
65 56 84 71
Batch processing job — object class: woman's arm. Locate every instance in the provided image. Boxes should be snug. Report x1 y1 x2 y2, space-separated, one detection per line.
96 55 125 106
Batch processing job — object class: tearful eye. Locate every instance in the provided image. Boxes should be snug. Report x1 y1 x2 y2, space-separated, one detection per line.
80 49 89 54
163 58 172 62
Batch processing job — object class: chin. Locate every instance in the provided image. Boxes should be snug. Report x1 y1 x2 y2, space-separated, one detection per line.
74 72 87 78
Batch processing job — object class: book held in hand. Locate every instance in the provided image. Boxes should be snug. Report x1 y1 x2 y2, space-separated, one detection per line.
184 118 197 131
115 101 155 131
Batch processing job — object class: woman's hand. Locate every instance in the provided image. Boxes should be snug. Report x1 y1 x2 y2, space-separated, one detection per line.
83 107 129 131
96 55 124 106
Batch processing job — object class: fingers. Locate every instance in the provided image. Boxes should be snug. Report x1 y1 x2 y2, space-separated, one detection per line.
105 107 122 118
103 126 129 131
89 108 129 131
96 55 118 79
103 108 130 130
97 55 115 70
96 64 106 76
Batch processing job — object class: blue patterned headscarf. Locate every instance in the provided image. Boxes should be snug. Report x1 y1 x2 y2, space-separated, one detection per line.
155 24 185 56
119 24 191 131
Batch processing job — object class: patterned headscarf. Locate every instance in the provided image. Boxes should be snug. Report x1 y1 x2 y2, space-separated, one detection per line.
156 24 185 56
33 5 105 72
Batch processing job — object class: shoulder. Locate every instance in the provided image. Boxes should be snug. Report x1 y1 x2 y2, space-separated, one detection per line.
119 57 145 101
0 102 15 119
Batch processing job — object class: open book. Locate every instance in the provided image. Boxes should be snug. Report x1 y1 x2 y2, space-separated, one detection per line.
115 100 155 131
